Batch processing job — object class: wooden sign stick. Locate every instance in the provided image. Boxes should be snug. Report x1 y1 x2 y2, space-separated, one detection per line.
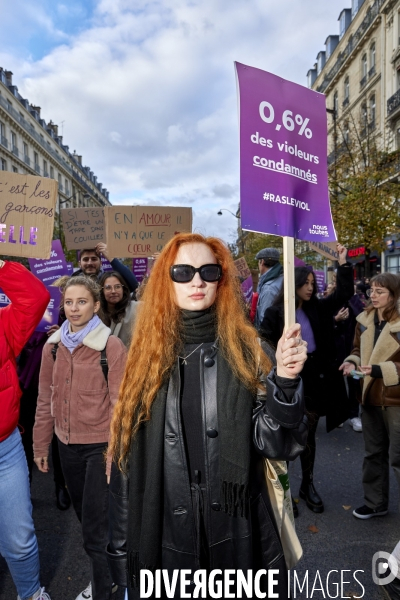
283 236 296 331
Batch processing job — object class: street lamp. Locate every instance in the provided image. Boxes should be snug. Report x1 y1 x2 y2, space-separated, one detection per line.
217 208 240 218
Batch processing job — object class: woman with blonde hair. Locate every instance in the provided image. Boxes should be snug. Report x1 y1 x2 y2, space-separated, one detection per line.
107 233 308 599
340 272 400 520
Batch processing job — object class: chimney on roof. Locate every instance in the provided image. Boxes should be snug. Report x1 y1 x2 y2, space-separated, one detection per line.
31 105 41 117
5 71 13 86
48 121 58 136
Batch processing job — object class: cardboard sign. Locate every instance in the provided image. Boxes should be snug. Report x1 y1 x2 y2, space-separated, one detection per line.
105 206 192 258
0 172 56 258
61 207 105 250
234 257 252 280
28 240 69 285
309 241 338 261
235 62 337 243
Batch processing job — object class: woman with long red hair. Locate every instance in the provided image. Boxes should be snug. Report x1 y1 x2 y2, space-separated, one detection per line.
107 233 308 599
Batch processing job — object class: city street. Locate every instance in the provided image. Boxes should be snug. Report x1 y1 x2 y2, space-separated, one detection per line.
1 418 398 599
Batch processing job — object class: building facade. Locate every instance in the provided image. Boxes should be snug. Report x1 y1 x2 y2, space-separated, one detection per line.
307 0 400 274
0 68 111 217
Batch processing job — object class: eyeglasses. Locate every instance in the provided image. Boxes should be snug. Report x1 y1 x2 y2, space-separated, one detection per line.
103 284 124 292
170 264 222 283
366 288 388 297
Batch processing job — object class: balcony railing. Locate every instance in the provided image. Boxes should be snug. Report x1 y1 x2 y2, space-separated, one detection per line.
369 65 376 78
24 155 30 166
59 183 64 192
360 74 368 89
342 97 350 109
0 135 7 149
387 89 400 116
34 163 41 174
12 145 19 157
316 0 384 94
369 119 376 132
43 170 49 177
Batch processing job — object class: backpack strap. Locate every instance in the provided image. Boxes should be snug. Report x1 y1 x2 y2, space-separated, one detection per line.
51 343 59 361
100 347 109 382
51 340 109 382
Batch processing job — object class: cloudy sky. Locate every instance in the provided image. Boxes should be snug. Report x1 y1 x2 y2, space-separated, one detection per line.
0 0 347 244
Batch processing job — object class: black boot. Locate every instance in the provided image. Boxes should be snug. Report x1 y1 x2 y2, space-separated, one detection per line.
299 477 324 513
291 495 299 518
299 422 324 513
55 484 71 511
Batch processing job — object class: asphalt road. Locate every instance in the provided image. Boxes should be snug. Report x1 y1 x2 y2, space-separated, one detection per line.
1 419 398 600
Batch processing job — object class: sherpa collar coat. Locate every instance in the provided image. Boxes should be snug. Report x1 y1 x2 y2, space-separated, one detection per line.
345 309 400 406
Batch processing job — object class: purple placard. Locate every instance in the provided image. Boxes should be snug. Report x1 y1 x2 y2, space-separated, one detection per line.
133 258 148 283
294 256 306 267
66 262 74 275
101 256 113 272
35 286 61 332
28 240 69 285
0 289 10 308
235 63 336 242
314 270 326 294
241 275 253 306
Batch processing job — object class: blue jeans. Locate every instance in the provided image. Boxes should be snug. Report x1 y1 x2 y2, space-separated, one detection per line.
0 428 41 600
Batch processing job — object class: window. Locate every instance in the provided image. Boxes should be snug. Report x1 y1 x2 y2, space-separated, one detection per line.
11 131 16 149
370 43 376 70
1 158 6 171
361 102 368 126
343 121 350 143
333 91 339 115
387 255 400 273
352 0 359 17
50 166 54 179
340 13 346 39
362 54 368 78
43 160 48 176
23 142 28 157
65 179 70 196
370 94 376 125
344 77 350 102
12 166 18 173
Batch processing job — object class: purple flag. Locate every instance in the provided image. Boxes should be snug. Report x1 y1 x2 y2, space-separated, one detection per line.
235 62 336 242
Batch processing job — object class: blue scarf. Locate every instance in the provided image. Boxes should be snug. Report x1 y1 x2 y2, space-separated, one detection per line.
61 314 102 353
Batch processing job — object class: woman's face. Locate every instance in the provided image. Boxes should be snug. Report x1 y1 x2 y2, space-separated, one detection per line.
172 243 219 311
297 273 315 303
369 283 392 311
64 285 100 332
103 276 124 306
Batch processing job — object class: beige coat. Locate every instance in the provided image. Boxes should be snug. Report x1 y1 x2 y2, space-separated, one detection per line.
345 309 400 406
33 321 127 461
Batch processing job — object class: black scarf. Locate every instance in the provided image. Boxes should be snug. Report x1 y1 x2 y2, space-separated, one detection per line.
126 309 253 588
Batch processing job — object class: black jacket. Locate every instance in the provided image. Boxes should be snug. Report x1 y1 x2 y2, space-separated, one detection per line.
107 342 306 599
260 263 354 430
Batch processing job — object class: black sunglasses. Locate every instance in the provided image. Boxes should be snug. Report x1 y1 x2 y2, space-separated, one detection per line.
170 264 222 283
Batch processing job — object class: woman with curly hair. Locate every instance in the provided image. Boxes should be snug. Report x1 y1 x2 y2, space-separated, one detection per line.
99 271 138 348
107 233 308 599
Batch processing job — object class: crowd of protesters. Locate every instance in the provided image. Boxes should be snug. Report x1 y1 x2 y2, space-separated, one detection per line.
1 235 400 600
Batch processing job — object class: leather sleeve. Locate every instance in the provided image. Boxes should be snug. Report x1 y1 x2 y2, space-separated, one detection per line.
107 462 129 587
253 367 308 461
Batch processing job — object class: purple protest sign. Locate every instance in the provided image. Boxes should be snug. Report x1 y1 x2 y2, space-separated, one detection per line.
133 258 148 284
35 286 61 332
101 256 113 272
314 270 326 294
28 240 69 285
241 275 253 306
235 62 336 242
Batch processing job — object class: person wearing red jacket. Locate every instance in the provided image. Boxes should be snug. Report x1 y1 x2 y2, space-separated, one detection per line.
0 261 52 600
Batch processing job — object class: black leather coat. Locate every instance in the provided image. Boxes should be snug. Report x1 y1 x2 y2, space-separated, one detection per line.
107 343 306 599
